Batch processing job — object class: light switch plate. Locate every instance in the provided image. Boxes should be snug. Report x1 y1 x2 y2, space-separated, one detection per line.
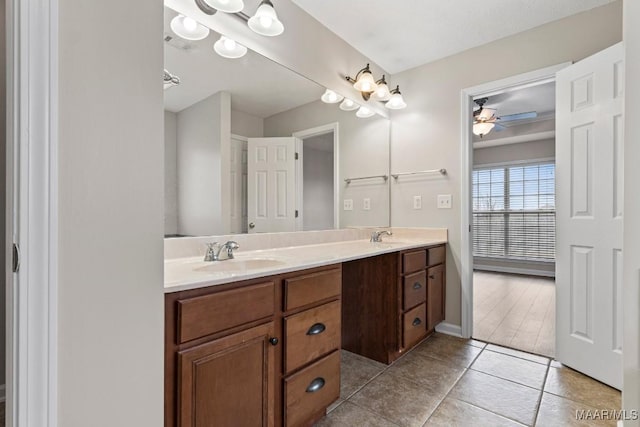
343 199 353 211
438 194 452 209
413 196 422 210
363 198 371 210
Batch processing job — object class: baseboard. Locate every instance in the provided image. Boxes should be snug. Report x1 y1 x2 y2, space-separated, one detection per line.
435 322 463 338
0 384 6 402
474 264 556 278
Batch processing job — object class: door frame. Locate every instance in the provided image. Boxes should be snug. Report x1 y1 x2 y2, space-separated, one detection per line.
292 122 340 230
7 0 59 425
459 63 570 339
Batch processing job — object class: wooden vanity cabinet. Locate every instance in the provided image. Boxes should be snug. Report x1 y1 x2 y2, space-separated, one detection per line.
165 265 342 427
342 244 446 364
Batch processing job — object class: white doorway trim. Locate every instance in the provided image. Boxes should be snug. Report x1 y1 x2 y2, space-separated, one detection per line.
7 0 59 426
459 62 570 339
292 122 340 229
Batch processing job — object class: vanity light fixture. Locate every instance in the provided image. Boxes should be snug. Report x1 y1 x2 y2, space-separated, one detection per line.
214 36 248 59
346 64 378 100
385 86 407 110
170 14 210 41
370 75 391 102
339 98 359 111
356 105 375 118
320 89 344 104
203 0 244 13
248 0 284 37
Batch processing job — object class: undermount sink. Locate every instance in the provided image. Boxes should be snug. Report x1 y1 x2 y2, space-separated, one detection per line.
195 258 287 273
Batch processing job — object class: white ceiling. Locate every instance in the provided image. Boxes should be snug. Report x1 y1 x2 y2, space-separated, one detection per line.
291 0 615 74
163 7 323 116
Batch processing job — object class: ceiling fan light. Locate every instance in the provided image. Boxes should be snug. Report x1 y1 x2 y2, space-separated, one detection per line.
473 122 495 137
170 15 210 41
356 105 375 118
478 108 496 121
203 0 245 13
321 89 344 104
213 36 247 59
353 71 377 93
248 0 284 37
385 86 407 110
339 98 359 111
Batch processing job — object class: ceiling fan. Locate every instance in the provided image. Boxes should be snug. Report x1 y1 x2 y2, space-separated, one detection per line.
473 97 537 138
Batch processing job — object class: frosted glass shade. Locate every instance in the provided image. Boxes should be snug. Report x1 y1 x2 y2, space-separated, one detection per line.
203 0 244 13
170 15 210 41
473 122 495 137
248 1 284 36
213 36 247 59
356 106 375 118
339 98 359 111
321 89 344 104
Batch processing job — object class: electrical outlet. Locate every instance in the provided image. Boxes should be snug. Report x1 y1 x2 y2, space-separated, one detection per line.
413 196 422 210
343 199 353 211
438 194 452 209
363 198 371 210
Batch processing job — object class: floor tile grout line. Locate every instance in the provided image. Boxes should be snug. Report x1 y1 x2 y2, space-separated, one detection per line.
345 399 402 427
532 362 552 426
466 366 547 393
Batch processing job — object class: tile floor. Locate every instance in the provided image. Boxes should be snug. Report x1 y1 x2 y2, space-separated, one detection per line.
315 333 620 426
473 271 555 357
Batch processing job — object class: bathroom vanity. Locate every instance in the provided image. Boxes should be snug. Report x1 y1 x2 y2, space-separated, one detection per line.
164 233 446 427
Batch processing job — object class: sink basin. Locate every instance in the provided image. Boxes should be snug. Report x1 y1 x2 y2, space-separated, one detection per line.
195 258 287 273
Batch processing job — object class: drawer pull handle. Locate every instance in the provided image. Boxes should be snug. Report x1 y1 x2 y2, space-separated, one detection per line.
269 337 279 346
413 282 422 290
429 275 435 279
306 377 326 393
306 323 326 336
412 317 422 327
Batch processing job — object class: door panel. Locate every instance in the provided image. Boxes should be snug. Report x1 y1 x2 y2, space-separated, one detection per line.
556 42 623 389
247 137 297 233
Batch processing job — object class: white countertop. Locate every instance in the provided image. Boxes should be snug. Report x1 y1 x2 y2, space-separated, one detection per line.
165 237 447 293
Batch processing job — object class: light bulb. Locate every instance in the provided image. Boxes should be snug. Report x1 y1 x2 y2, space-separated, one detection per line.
223 38 237 50
260 15 273 28
321 89 344 104
183 17 197 31
213 36 248 59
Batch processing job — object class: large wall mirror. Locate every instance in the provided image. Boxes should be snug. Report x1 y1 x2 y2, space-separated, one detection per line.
164 5 390 237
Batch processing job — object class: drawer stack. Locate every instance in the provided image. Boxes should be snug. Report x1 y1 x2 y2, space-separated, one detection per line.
401 250 428 349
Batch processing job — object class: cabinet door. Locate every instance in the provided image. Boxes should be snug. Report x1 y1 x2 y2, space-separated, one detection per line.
177 322 275 427
427 264 444 331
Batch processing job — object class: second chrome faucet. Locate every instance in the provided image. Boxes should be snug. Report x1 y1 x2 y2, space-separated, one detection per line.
204 241 240 261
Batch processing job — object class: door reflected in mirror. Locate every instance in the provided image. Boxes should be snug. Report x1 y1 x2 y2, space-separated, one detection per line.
164 5 390 237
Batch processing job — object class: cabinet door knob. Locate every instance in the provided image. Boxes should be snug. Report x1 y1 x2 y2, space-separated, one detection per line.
412 317 422 327
249 222 256 229
306 323 326 336
306 377 326 393
268 337 279 346
413 282 422 290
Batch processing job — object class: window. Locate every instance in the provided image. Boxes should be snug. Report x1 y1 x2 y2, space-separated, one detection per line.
473 162 555 262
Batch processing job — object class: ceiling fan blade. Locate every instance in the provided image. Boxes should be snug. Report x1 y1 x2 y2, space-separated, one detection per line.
498 111 537 122
478 108 496 121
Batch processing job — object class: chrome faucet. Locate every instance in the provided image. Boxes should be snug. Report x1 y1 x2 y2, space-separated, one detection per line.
204 241 240 261
370 230 393 242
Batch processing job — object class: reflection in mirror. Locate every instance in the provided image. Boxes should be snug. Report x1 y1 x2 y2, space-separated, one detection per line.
164 5 390 237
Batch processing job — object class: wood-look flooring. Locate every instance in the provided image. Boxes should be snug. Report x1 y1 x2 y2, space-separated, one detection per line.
473 271 555 357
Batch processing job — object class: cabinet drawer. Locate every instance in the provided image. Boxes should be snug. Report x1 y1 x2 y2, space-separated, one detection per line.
427 245 445 266
402 250 426 274
284 268 341 311
285 350 340 427
177 281 275 344
427 264 445 331
403 270 427 310
285 300 341 374
403 303 427 349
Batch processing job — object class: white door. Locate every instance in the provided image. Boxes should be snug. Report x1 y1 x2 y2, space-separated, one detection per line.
556 42 624 389
247 137 298 233
230 135 248 234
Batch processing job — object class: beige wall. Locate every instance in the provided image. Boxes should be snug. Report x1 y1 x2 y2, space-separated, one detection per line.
264 100 390 228
390 1 623 327
473 138 555 166
231 109 264 138
58 0 164 425
165 111 178 235
623 0 640 420
0 0 5 388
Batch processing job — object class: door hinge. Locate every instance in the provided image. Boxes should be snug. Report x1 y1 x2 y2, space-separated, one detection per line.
12 243 20 273
295 210 299 218
469 225 472 232
295 152 299 160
